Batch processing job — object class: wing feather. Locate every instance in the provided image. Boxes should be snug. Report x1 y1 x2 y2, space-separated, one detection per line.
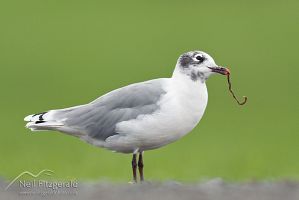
52 79 167 140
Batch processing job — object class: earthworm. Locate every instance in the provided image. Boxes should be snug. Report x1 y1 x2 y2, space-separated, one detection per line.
227 74 247 105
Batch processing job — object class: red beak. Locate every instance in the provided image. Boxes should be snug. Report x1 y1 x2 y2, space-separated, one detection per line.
208 66 230 75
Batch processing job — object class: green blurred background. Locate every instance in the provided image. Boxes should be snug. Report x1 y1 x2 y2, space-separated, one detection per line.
0 0 298 182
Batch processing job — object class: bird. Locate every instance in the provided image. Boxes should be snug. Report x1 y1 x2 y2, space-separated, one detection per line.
24 50 230 183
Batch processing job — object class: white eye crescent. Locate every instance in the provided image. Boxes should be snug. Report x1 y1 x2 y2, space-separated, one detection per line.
193 54 205 63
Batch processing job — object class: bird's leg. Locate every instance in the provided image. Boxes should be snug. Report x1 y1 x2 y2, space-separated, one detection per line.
138 152 144 182
131 154 137 183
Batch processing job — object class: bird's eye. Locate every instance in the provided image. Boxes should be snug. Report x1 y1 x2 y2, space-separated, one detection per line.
194 54 205 63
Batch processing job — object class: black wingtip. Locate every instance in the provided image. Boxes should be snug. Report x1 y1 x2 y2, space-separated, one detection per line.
32 112 47 121
35 120 46 124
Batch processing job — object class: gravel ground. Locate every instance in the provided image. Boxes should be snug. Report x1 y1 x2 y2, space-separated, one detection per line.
1 179 299 200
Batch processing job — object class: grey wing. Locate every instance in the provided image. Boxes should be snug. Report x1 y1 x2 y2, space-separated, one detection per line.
52 79 167 141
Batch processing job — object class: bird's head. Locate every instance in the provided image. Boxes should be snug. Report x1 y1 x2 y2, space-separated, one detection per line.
174 50 230 82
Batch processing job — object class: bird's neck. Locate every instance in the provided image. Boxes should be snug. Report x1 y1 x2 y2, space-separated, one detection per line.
171 68 208 97
172 68 206 86
170 67 208 120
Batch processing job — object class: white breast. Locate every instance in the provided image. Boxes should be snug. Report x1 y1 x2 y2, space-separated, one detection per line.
103 74 208 153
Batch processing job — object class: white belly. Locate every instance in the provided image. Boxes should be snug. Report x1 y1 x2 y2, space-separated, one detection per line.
103 77 208 153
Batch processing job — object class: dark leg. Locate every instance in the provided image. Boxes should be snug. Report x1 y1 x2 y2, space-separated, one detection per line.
138 152 144 182
131 154 137 183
